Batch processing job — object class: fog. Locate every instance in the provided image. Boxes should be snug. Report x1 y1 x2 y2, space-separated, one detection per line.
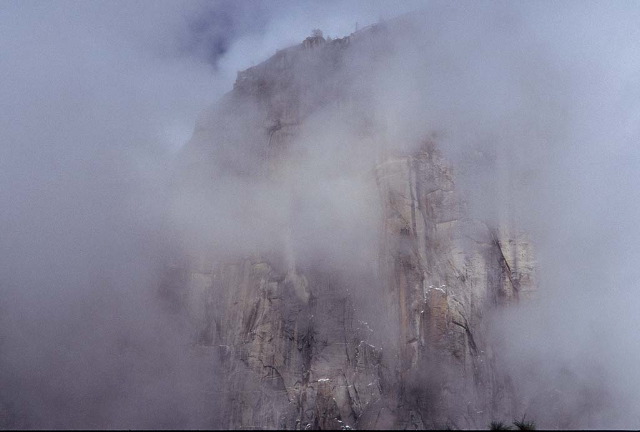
2 0 640 429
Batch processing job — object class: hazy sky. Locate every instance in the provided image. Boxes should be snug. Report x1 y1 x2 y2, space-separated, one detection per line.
2 0 640 428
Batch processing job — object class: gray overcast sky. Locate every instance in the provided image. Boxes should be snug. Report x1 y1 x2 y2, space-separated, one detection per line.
0 0 423 156
2 0 640 428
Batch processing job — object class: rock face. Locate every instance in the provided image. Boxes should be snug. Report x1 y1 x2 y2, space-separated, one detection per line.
166 19 536 429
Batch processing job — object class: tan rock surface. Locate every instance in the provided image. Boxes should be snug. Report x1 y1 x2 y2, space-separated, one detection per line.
165 21 536 429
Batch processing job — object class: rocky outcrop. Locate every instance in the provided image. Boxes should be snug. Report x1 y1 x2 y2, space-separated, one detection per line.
166 21 536 430
176 257 387 430
374 144 535 427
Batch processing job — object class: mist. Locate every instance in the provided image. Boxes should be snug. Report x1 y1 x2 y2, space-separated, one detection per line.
2 0 640 429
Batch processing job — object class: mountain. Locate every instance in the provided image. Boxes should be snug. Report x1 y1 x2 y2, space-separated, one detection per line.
164 17 536 429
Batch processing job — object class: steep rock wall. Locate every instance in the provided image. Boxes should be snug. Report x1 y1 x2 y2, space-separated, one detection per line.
166 22 536 429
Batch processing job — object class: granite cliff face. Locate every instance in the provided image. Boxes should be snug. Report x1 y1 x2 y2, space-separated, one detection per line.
165 21 536 429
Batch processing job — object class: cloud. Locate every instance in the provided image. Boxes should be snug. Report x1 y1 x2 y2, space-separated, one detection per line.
2 0 640 428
